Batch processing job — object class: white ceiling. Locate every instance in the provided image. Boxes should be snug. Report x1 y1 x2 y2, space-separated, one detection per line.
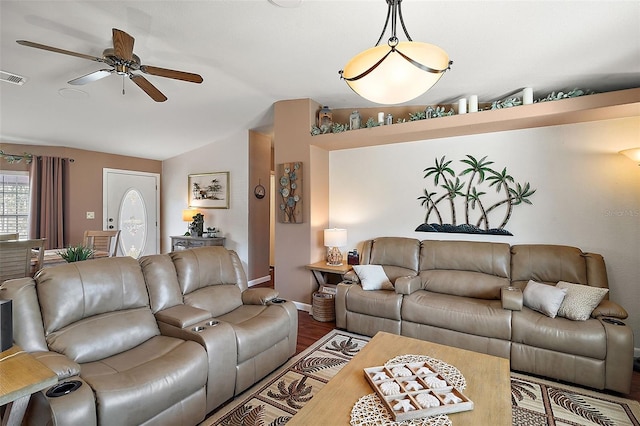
1 1 639 161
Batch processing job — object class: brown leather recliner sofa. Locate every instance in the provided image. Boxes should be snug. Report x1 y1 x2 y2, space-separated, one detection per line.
1 246 298 425
335 237 633 394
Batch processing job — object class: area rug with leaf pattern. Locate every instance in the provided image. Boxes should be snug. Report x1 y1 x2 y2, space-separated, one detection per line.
202 330 640 426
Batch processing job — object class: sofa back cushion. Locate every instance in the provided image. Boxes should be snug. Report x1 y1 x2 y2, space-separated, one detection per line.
510 245 608 293
361 237 420 282
170 246 243 315
419 240 511 299
35 256 159 363
139 253 184 313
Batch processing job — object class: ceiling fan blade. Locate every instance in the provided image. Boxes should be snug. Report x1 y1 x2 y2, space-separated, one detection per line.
68 69 114 85
140 65 203 84
16 40 104 62
130 74 167 102
112 28 135 61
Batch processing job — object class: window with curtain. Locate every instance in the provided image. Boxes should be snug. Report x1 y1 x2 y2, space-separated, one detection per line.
0 172 30 238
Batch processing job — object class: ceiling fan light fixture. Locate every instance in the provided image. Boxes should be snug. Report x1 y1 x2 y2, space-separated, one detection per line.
340 0 452 105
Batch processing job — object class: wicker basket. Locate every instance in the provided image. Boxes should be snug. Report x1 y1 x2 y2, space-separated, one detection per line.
312 291 335 322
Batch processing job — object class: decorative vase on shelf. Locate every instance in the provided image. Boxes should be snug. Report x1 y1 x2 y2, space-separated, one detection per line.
318 106 333 132
349 110 361 130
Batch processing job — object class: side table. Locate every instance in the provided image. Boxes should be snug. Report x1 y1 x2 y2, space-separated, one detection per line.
0 345 57 426
170 235 225 251
305 261 352 289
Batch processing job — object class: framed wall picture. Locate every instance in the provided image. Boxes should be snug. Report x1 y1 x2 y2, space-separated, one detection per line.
188 172 229 209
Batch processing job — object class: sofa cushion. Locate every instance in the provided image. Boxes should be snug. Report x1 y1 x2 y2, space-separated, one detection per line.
345 284 403 320
556 281 609 321
35 257 159 362
512 308 607 359
139 253 183 313
184 284 243 318
218 305 292 363
510 245 589 288
402 291 512 340
80 336 207 425
419 240 511 299
367 237 421 272
523 280 567 318
353 265 393 290
419 270 510 300
170 246 239 295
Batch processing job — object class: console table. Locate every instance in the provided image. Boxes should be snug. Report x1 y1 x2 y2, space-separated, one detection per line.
170 236 225 252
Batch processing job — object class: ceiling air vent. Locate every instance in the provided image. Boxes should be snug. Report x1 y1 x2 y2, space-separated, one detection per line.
0 71 27 86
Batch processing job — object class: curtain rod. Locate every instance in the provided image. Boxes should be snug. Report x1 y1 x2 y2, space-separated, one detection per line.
0 150 75 164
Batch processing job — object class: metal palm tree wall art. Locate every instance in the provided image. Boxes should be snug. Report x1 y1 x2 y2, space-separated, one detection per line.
416 155 536 235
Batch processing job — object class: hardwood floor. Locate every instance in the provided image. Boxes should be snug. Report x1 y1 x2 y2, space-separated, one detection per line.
254 281 640 401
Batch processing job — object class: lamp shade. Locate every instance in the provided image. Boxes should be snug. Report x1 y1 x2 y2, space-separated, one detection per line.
342 41 450 105
324 228 347 248
619 148 640 165
182 209 197 221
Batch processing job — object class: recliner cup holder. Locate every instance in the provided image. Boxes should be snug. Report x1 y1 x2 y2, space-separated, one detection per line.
192 326 206 332
206 320 219 326
271 298 286 304
46 380 82 397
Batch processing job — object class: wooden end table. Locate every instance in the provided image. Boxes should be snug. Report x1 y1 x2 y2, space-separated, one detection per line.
0 345 57 426
305 261 352 288
288 332 511 425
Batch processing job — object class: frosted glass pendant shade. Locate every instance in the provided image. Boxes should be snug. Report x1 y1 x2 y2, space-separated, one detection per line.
342 41 450 105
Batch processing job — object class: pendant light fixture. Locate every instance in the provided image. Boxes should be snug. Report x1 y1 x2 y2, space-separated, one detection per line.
339 0 452 105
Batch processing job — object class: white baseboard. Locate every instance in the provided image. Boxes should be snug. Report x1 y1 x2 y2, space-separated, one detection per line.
635 347 640 358
247 275 271 287
293 301 311 313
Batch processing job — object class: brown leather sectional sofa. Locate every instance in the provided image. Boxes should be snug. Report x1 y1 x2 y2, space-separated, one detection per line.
1 246 298 425
335 237 633 394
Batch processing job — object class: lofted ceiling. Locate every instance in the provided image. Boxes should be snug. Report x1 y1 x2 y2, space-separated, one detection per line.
1 1 639 161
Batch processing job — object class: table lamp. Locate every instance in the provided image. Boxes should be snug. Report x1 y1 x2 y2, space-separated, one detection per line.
324 228 347 266
182 209 199 235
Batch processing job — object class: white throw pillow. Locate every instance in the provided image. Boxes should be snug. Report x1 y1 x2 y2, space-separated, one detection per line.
556 281 609 321
352 265 394 291
523 280 567 318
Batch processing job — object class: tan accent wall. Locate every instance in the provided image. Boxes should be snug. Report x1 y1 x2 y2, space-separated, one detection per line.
273 99 329 305
0 142 161 247
248 131 272 282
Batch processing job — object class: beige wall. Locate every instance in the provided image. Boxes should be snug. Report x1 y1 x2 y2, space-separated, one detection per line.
273 99 329 305
161 129 250 267
0 142 161 246
329 117 640 349
248 130 272 282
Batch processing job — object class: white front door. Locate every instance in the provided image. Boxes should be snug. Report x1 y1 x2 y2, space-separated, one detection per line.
103 168 159 258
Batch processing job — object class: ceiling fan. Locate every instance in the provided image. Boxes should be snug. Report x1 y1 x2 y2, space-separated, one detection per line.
17 28 203 102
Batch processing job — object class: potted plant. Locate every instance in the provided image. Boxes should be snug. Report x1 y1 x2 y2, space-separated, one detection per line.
57 245 94 262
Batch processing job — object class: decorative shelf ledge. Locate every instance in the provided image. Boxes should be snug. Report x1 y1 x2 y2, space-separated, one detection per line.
309 88 640 151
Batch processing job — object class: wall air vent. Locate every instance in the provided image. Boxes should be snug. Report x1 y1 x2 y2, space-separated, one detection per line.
0 71 27 85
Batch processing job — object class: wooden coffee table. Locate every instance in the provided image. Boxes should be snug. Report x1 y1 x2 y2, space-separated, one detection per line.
288 331 511 425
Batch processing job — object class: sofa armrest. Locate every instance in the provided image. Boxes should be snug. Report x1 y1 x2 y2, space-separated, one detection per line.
31 350 80 380
591 299 628 319
242 287 279 305
155 305 212 328
342 270 359 283
501 286 523 311
394 276 421 295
